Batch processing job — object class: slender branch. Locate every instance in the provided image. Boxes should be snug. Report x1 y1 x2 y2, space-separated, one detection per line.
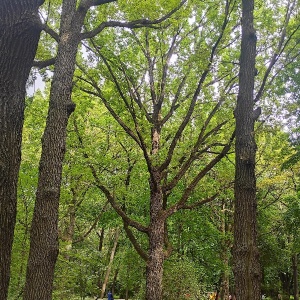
164 131 235 218
81 0 187 40
159 0 231 172
161 72 190 125
73 119 149 234
75 66 142 148
73 201 110 243
92 46 146 146
123 223 149 261
181 193 219 209
165 121 228 193
157 29 181 107
255 0 299 103
144 30 158 105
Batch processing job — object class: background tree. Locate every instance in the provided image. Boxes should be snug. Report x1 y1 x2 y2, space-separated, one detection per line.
75 1 238 298
0 1 43 298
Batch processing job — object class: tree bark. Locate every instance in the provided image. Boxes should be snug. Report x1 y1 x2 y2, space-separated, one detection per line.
23 0 86 298
0 1 42 299
233 0 261 299
146 169 165 300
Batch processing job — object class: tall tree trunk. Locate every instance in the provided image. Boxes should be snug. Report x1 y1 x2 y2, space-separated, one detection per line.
0 1 42 299
233 0 261 299
146 170 165 300
100 229 120 298
23 0 86 298
292 254 299 300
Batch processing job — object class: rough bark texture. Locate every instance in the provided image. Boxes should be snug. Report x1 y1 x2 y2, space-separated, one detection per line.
233 0 261 299
23 0 85 298
0 1 42 299
146 169 165 300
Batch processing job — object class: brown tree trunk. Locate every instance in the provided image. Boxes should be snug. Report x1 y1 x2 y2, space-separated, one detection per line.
146 170 165 300
23 0 86 298
0 1 42 299
233 0 261 299
292 254 299 300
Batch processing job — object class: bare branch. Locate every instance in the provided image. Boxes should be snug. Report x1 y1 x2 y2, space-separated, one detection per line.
157 28 181 107
165 121 228 192
75 65 143 149
164 131 235 218
181 193 219 209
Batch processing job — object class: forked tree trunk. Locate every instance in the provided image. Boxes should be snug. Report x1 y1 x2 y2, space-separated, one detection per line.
0 1 42 299
233 0 261 299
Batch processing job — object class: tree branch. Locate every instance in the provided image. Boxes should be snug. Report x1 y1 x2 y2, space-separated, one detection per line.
42 23 60 42
159 0 231 172
75 66 143 149
73 119 149 234
32 57 56 69
80 0 116 9
73 201 110 244
255 0 299 103
81 0 187 40
164 131 235 218
123 223 148 261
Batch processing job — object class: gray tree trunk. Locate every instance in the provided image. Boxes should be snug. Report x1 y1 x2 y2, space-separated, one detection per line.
0 1 42 299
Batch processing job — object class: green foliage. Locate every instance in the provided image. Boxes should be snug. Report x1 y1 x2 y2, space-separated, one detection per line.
162 257 204 300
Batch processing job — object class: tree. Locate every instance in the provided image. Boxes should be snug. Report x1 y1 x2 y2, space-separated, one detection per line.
233 0 300 298
0 1 43 298
23 0 117 298
75 1 237 298
23 0 187 298
232 0 261 298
